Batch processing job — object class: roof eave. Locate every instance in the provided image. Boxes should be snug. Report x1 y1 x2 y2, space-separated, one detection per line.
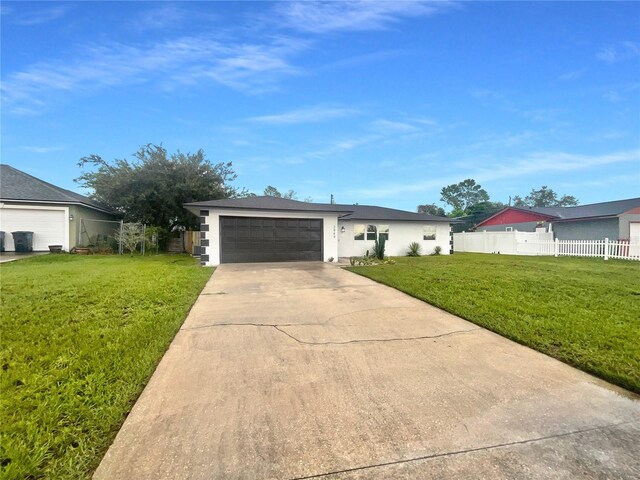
0 197 116 215
551 214 618 223
183 204 349 215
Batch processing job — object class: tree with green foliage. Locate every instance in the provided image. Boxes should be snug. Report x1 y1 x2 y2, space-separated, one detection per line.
263 185 297 199
440 179 490 215
466 201 506 216
513 186 579 208
417 203 446 216
75 144 239 230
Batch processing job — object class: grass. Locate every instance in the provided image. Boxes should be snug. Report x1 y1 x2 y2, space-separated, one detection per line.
0 254 212 480
347 253 640 393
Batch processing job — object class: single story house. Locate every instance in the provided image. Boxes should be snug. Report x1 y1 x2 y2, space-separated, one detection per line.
475 197 640 241
184 196 455 265
0 164 117 251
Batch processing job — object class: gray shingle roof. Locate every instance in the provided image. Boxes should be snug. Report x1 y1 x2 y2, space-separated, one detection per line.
525 197 640 221
0 164 114 213
185 196 453 222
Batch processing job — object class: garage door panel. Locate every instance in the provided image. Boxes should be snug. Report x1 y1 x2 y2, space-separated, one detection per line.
220 216 322 263
0 208 66 251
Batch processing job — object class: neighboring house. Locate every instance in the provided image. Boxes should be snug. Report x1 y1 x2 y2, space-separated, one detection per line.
184 196 455 265
451 209 502 233
0 164 118 251
475 197 640 241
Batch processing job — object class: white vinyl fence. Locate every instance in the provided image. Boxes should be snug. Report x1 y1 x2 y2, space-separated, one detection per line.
525 238 640 261
453 231 553 256
454 231 640 261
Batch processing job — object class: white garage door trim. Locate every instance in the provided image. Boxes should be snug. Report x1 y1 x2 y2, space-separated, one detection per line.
0 204 69 251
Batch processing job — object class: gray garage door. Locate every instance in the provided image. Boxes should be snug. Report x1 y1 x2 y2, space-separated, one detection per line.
220 216 323 263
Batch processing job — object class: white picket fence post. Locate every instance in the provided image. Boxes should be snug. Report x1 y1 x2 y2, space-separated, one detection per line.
604 238 609 260
554 238 559 257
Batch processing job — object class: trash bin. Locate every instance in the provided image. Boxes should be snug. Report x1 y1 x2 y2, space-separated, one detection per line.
12 231 34 253
0 231 5 252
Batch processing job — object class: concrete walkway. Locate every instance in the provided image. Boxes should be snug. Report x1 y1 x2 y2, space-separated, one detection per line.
94 262 640 479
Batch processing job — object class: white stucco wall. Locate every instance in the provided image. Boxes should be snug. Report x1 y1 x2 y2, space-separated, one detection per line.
198 209 340 266
338 220 451 257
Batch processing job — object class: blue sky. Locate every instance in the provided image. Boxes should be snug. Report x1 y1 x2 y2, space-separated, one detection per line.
2 1 639 212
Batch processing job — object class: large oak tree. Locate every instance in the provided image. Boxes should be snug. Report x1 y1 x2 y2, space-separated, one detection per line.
75 144 239 229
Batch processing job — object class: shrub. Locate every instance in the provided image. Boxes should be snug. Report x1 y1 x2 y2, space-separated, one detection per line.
407 242 421 257
432 245 442 256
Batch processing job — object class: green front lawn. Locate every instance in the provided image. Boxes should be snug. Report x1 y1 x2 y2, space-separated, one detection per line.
348 254 640 393
0 254 212 479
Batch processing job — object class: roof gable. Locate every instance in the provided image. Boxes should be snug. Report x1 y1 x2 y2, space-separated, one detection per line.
477 207 558 227
0 164 114 213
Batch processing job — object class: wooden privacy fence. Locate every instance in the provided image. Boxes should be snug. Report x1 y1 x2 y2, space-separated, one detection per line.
519 238 640 261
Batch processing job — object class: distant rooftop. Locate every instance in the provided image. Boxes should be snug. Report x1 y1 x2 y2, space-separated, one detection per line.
523 197 640 221
0 164 114 213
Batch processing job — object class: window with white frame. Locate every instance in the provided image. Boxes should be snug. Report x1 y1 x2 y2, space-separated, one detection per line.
423 225 436 240
354 224 390 241
366 224 377 241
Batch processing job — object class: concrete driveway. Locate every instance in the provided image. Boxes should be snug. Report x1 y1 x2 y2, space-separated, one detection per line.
95 262 640 479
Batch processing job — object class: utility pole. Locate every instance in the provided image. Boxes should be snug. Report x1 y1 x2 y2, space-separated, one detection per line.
330 194 335 204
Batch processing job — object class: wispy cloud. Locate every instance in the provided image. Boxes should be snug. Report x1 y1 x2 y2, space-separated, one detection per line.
558 68 586 81
276 0 456 34
1 35 307 114
11 5 68 26
370 119 421 134
471 88 563 124
597 41 640 63
19 145 65 154
131 4 189 31
247 105 358 124
354 149 640 198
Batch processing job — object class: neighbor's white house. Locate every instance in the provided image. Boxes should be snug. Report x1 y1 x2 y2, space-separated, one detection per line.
184 196 454 266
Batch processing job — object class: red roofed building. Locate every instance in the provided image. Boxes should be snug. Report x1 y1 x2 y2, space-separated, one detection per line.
474 198 640 241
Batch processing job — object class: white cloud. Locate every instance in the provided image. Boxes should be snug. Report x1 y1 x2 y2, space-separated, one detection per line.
558 68 586 81
276 0 456 34
371 119 421 133
597 41 640 63
354 149 640 198
12 5 68 26
603 90 622 103
1 35 307 114
247 105 358 124
132 4 188 31
19 145 65 154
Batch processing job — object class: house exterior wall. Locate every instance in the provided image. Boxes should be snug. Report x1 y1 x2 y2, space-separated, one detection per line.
70 204 119 248
480 221 549 232
198 209 340 266
551 218 619 241
1 201 117 250
338 220 451 257
618 213 640 240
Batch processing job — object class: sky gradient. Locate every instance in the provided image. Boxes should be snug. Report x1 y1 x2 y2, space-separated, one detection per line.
2 1 639 212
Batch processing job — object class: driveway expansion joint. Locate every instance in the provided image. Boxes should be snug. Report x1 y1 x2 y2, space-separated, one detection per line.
287 420 640 480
